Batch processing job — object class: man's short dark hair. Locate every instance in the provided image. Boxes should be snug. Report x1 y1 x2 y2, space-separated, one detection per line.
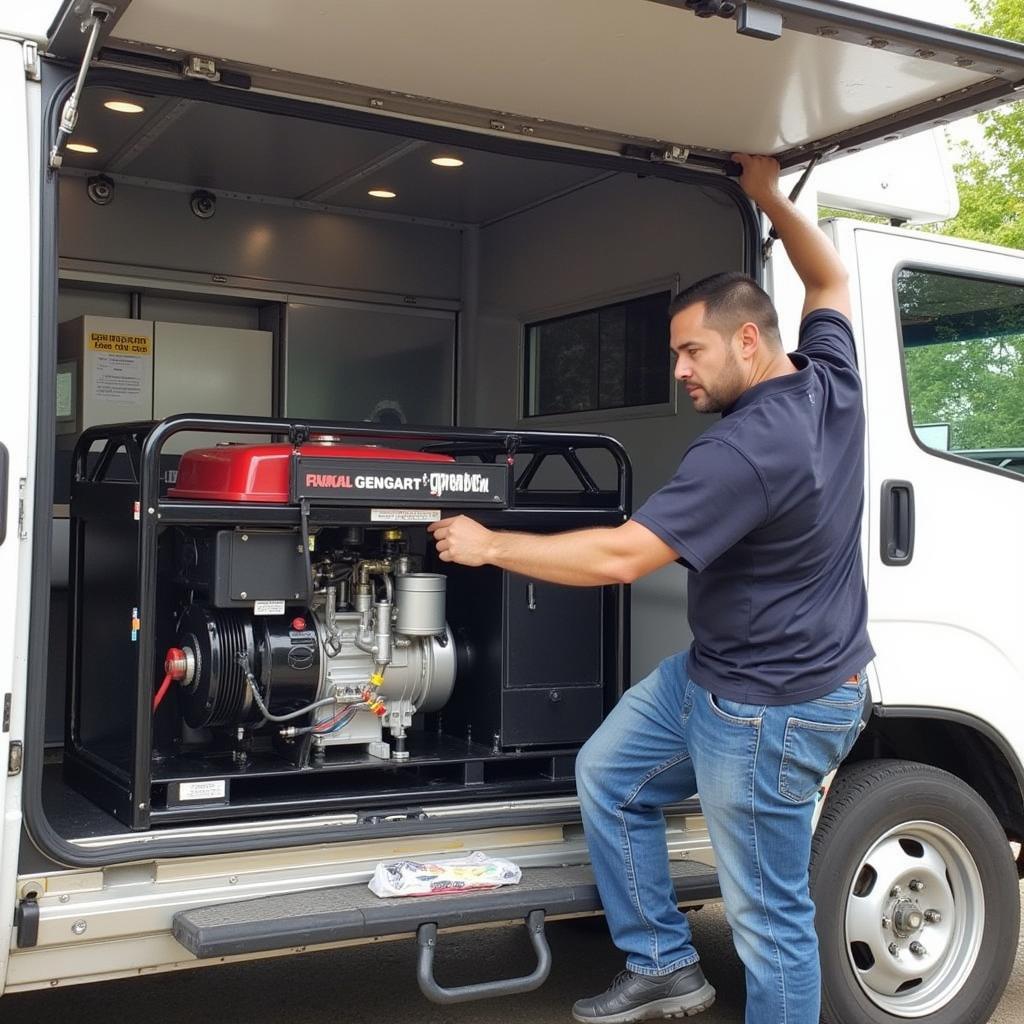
668 272 781 347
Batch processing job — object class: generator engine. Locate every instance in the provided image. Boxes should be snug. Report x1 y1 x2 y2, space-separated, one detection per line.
166 543 455 762
66 416 626 828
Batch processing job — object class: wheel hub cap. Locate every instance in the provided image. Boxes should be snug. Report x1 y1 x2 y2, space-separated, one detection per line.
843 821 984 1017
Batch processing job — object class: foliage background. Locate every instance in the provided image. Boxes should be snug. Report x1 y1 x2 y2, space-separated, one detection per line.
889 1 1023 458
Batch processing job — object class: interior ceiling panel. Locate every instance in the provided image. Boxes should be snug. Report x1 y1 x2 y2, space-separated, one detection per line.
328 147 605 224
63 90 610 225
93 102 411 197
61 86 179 171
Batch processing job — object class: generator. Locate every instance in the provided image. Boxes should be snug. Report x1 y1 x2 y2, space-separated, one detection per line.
65 415 630 829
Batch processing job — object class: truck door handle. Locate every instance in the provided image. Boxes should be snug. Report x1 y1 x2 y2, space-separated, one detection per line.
880 479 914 566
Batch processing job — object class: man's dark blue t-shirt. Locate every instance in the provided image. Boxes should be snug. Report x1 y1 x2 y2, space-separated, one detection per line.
633 308 875 705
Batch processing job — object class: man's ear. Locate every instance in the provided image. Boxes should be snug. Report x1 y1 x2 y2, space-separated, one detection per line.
736 321 761 360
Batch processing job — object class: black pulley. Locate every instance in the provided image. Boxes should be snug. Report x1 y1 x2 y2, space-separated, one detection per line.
175 605 321 729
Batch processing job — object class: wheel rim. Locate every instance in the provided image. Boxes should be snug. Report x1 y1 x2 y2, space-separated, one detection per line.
843 820 984 1017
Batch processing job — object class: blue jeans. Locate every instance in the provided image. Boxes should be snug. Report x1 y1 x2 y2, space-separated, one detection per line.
576 651 866 1024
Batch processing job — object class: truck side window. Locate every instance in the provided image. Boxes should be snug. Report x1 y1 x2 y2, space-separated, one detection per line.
897 268 1024 477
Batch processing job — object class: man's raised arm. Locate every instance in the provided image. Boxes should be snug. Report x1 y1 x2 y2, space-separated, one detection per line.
732 152 850 321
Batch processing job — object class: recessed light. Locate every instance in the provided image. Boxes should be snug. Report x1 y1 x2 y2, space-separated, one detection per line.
104 100 145 114
368 189 397 199
67 143 99 154
431 156 464 168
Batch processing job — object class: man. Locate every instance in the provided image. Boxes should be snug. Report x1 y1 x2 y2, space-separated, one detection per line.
428 154 873 1024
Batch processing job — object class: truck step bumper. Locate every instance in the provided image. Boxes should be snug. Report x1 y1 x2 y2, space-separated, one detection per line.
172 861 718 959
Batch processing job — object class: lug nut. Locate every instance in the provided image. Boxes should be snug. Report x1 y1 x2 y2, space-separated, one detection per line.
909 879 924 892
888 942 899 956
924 910 942 924
910 941 927 957
890 885 902 897
881 916 891 930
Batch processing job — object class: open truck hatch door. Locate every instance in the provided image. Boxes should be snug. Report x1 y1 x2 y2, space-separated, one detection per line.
44 0 1024 173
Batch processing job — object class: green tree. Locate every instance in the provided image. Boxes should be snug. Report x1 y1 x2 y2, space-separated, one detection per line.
940 0 1024 249
897 2 1024 469
899 268 1024 457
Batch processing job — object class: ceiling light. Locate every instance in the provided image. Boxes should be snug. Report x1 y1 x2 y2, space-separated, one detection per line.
431 156 464 168
67 143 99 154
104 100 145 114
368 189 397 199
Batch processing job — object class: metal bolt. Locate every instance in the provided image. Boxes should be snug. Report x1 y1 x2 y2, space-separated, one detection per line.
59 894 70 904
240 592 247 599
241 534 248 542
888 942 899 956
881 916 891 930
910 941 927 957
72 920 87 935
890 886 902 897
924 910 942 924
909 879 924 892
228 875 238 885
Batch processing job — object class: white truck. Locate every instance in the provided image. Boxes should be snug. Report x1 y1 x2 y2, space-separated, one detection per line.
1 3 1024 1023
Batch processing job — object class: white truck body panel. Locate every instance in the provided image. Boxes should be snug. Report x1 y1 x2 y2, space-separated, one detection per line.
852 223 1024 730
108 0 1010 159
0 0 1021 1011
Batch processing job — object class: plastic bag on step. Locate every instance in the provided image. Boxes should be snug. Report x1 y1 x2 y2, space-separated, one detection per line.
368 850 522 898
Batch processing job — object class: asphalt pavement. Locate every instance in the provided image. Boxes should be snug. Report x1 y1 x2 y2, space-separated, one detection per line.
2 886 1023 1023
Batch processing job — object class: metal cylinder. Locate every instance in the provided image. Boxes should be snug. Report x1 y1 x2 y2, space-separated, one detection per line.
374 600 392 663
395 573 446 635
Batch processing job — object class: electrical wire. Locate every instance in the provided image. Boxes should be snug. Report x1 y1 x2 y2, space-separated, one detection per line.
152 672 173 712
237 653 337 722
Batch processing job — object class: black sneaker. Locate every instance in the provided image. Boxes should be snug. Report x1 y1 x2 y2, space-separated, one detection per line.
571 964 716 1023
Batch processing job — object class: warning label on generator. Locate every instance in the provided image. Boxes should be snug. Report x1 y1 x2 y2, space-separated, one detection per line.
292 457 508 507
177 779 227 802
371 508 442 523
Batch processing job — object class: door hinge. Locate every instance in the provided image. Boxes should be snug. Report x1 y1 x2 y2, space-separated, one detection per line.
23 41 40 81
2 693 10 732
184 56 221 83
8 741 23 776
15 895 38 948
17 478 27 540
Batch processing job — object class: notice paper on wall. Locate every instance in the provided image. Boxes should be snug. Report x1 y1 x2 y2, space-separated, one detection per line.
88 331 152 403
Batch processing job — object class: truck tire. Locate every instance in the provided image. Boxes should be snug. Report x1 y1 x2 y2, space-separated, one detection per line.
811 759 1019 1024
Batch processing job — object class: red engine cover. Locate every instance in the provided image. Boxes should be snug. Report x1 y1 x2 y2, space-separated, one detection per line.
169 441 454 503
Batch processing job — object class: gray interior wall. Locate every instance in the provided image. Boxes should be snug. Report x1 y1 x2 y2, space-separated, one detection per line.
468 173 746 681
58 286 131 321
59 177 461 302
140 294 261 329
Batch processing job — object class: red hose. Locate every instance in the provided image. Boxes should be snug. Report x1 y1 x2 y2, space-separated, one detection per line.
152 672 173 712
